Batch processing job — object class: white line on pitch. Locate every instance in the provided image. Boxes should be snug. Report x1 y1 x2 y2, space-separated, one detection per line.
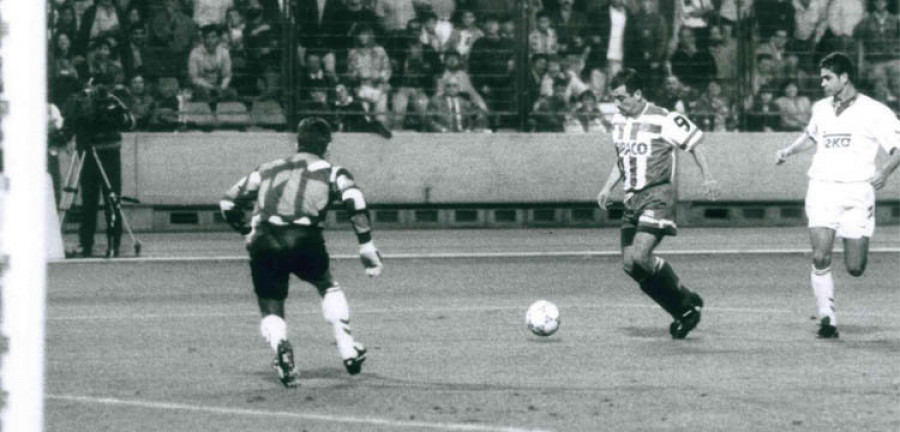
47 302 900 321
46 394 552 432
48 247 900 264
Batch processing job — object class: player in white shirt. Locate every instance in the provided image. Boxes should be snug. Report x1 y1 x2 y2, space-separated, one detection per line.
775 52 900 338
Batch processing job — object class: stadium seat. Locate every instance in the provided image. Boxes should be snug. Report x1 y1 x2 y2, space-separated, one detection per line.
181 101 217 129
216 101 252 129
251 100 287 130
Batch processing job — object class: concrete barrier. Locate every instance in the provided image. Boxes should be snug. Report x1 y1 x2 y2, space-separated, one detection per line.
57 131 899 231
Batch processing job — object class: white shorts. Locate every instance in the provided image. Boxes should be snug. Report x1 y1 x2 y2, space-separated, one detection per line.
805 179 875 239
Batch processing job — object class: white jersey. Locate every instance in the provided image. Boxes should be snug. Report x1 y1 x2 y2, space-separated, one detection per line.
805 93 900 182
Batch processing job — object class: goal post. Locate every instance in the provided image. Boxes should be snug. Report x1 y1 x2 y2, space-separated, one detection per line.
1 1 49 432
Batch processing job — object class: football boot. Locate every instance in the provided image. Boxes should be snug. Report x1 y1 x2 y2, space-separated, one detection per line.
670 292 704 340
272 340 300 388
343 343 367 375
817 316 839 339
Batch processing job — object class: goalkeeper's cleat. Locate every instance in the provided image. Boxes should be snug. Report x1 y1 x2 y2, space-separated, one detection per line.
817 316 839 339
670 293 703 340
272 340 300 388
343 344 367 375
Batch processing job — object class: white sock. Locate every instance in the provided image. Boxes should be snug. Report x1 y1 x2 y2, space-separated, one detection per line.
811 265 836 325
260 315 287 352
322 287 357 359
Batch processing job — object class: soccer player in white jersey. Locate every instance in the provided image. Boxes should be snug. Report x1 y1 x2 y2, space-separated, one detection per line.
220 118 384 386
775 52 900 339
597 68 719 339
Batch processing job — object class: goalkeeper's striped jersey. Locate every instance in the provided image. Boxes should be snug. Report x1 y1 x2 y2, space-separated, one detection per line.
610 102 703 192
222 153 363 230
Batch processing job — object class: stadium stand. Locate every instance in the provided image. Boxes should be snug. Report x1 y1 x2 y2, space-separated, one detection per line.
46 0 899 134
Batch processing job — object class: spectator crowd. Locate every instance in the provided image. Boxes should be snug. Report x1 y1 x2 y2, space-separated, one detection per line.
48 0 899 133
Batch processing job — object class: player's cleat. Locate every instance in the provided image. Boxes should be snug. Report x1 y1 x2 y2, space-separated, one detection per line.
670 293 703 340
343 344 367 375
272 340 300 388
105 248 120 258
817 316 839 339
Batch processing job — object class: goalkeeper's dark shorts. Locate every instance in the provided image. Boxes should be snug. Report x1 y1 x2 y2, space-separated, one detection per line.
248 225 335 300
621 182 678 246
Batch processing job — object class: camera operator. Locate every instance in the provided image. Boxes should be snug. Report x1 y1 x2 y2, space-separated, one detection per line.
61 72 136 258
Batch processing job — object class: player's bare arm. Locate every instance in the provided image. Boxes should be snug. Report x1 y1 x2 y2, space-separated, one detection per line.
870 148 900 190
776 134 816 165
597 161 623 209
688 143 719 201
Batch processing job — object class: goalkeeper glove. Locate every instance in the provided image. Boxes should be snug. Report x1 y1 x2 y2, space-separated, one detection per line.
359 242 383 278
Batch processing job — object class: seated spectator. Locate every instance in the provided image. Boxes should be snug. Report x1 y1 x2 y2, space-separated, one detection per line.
781 53 817 96
54 5 80 40
299 50 339 103
188 25 239 103
299 86 333 124
774 80 812 131
121 25 153 81
117 74 157 130
561 49 589 103
390 37 442 130
225 8 246 56
679 0 716 45
499 14 516 41
529 78 570 132
570 90 609 133
853 0 900 105
192 0 234 27
122 6 146 35
752 53 782 96
333 83 393 137
50 33 83 106
419 11 445 54
755 0 795 41
689 80 736 132
330 0 382 72
745 85 782 131
591 0 639 79
81 38 125 88
447 9 483 62
756 29 789 72
708 24 739 98
243 5 281 99
469 13 516 129
550 0 591 51
540 54 567 97
527 54 550 109
585 68 619 123
149 0 196 79
437 50 488 112
375 0 418 37
150 76 182 131
426 77 487 132
655 74 690 114
347 24 392 125
631 0 669 85
76 0 124 56
670 26 716 93
529 10 559 57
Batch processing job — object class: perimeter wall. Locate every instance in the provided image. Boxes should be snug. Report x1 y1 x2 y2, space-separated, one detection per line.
64 132 900 231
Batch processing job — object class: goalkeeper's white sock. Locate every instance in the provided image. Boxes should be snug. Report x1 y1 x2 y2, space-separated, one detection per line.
811 265 836 325
321 287 357 359
260 314 288 352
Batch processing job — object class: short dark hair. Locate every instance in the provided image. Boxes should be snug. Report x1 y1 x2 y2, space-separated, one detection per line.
200 24 219 37
819 52 857 84
531 53 548 64
535 10 551 20
296 117 332 155
609 68 644 94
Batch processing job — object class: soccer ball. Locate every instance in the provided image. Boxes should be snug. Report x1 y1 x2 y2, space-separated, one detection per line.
526 300 560 337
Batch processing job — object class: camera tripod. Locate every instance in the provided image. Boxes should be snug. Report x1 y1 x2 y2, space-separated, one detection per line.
58 146 142 257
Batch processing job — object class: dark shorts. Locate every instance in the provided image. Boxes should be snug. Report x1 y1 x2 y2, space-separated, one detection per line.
621 183 678 246
248 225 335 301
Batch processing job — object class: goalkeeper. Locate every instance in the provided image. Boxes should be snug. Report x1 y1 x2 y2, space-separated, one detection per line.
219 117 383 388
